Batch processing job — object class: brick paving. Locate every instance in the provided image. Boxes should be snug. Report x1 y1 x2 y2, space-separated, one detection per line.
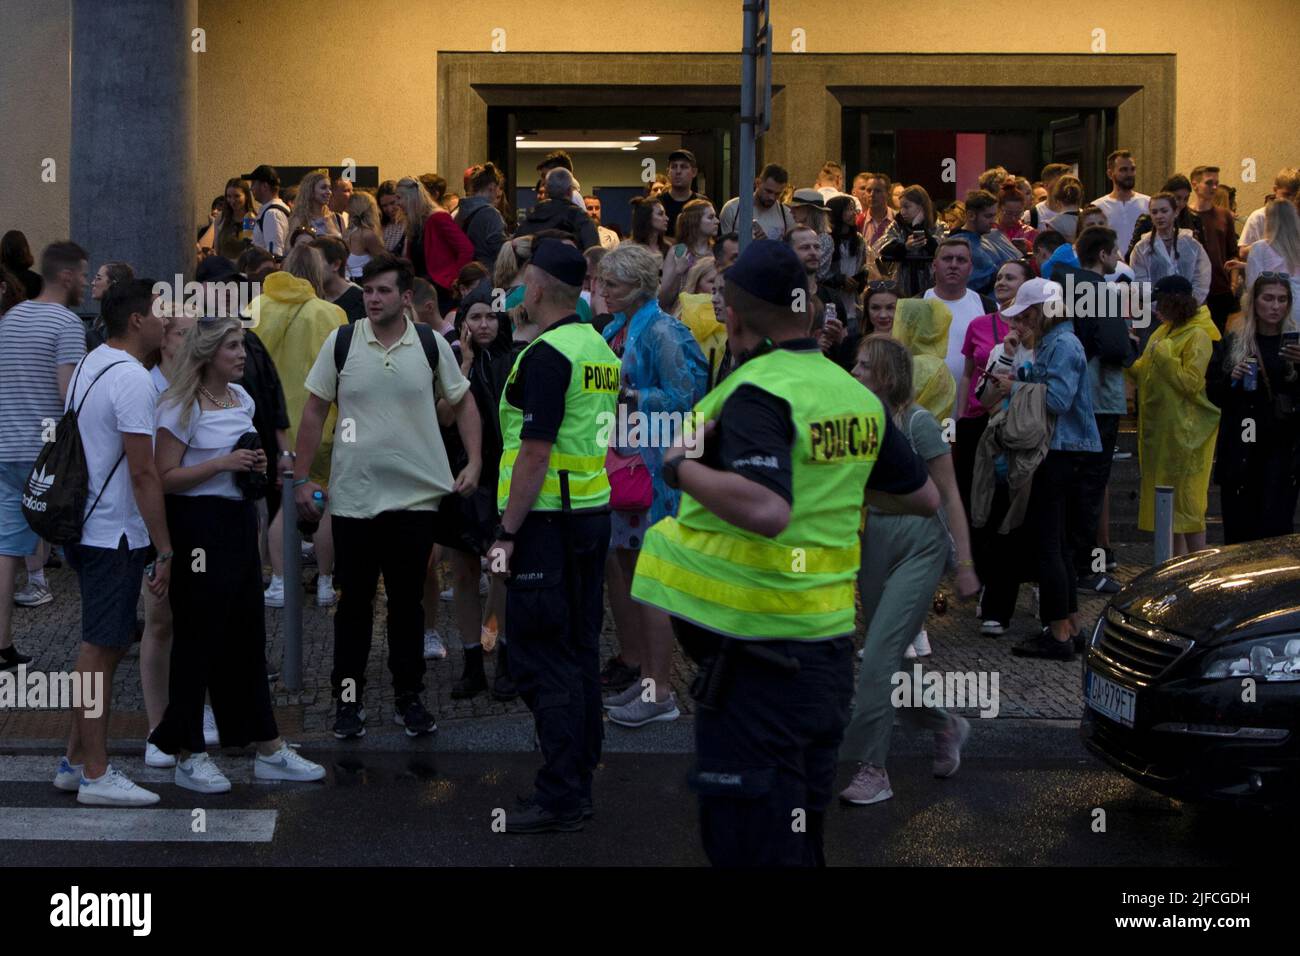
0 426 1256 743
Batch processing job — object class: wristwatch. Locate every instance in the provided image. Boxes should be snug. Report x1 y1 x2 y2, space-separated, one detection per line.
493 524 517 542
661 455 684 490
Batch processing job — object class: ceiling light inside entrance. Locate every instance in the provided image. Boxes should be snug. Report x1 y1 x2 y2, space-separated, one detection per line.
516 140 642 151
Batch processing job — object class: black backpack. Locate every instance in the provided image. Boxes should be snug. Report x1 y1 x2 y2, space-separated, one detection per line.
22 359 130 545
334 321 440 384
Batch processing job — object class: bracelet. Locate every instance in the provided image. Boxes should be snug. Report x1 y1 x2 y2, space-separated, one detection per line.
279 450 295 459
957 559 975 568
155 551 173 564
292 478 309 487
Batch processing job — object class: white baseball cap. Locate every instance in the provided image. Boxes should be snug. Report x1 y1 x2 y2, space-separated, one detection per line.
1001 277 1063 317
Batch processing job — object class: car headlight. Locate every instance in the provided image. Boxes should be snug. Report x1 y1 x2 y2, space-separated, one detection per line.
1201 637 1300 681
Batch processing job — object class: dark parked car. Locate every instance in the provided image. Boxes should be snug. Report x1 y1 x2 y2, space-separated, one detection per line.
1081 535 1300 805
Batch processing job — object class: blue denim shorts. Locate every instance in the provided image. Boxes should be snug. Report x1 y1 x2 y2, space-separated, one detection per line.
66 536 150 649
0 461 38 557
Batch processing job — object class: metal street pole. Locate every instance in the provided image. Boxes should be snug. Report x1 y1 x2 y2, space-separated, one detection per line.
738 1 758 253
281 456 302 691
1153 485 1174 566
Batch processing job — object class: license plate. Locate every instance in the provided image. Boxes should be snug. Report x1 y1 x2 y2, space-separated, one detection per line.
1086 670 1136 728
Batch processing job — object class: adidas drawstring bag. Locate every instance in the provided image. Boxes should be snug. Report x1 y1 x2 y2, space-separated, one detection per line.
22 360 129 545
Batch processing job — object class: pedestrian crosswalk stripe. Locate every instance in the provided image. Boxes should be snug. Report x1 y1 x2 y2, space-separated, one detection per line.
0 808 277 842
0 755 265 785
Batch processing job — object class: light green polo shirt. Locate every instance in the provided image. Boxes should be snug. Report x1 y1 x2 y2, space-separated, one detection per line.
304 317 470 519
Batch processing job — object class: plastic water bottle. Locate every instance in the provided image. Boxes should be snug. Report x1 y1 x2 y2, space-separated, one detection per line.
297 490 325 538
241 212 254 245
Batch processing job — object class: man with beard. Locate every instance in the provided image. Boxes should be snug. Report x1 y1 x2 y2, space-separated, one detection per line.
1091 151 1149 263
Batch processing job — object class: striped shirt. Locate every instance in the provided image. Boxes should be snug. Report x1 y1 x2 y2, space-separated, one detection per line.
0 300 87 462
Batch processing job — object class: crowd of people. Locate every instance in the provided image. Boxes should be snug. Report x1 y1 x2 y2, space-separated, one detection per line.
0 146 1297 861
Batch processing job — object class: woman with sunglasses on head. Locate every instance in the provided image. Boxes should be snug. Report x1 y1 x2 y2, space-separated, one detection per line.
1207 274 1300 543
822 279 898 371
1240 199 1300 324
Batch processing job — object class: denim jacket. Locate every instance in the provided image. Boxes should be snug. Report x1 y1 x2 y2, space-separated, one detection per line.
1012 319 1101 452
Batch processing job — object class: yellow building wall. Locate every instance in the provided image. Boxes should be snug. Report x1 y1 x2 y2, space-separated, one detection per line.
2 0 1297 257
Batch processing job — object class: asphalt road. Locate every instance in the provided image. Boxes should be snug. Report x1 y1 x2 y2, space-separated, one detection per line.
0 723 1278 868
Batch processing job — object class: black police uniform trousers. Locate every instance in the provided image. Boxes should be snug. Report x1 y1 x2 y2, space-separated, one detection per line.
676 618 855 867
506 509 610 816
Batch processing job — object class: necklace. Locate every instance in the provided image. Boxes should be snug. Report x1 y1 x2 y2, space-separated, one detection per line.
199 384 237 409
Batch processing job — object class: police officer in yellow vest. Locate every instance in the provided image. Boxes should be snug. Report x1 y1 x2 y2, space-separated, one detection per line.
632 240 940 866
488 239 620 833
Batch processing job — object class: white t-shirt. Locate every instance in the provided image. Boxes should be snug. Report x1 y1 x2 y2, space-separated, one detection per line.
1034 201 1063 230
719 196 794 241
924 287 988 388
155 385 256 500
65 345 156 550
1239 205 1268 247
1090 193 1150 259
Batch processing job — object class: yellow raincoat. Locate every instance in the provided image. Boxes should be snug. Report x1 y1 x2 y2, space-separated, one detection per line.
893 298 955 422
676 292 727 386
1126 306 1221 532
245 271 347 485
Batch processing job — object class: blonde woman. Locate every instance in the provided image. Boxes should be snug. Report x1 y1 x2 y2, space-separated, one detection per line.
840 334 976 805
344 191 386 279
149 317 325 792
1242 199 1300 322
397 175 473 314
1208 275 1300 542
674 256 726 386
658 198 719 312
287 170 343 239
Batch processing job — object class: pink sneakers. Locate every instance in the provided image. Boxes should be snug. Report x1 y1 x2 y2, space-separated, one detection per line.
839 763 893 805
933 714 971 778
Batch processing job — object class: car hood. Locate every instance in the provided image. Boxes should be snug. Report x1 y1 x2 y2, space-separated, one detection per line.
1113 536 1300 644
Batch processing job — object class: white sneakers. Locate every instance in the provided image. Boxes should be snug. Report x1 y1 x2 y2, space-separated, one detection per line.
265 574 336 607
53 756 83 792
903 630 932 659
255 745 326 782
145 742 176 768
423 629 447 660
56 759 160 806
316 574 336 607
202 705 220 748
176 753 231 794
264 575 285 608
76 766 160 807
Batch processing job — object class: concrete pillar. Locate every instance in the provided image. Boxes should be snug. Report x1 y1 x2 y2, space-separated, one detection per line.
70 0 197 286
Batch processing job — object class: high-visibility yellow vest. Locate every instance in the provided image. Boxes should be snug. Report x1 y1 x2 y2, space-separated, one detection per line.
632 347 884 639
497 320 620 512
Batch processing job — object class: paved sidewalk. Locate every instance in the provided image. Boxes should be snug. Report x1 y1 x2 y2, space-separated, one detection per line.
0 427 1226 745
0 544 1144 744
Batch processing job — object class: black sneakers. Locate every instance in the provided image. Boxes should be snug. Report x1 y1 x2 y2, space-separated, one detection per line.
0 645 31 672
333 701 367 739
1011 629 1076 660
1077 572 1122 594
505 797 584 833
394 694 436 737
